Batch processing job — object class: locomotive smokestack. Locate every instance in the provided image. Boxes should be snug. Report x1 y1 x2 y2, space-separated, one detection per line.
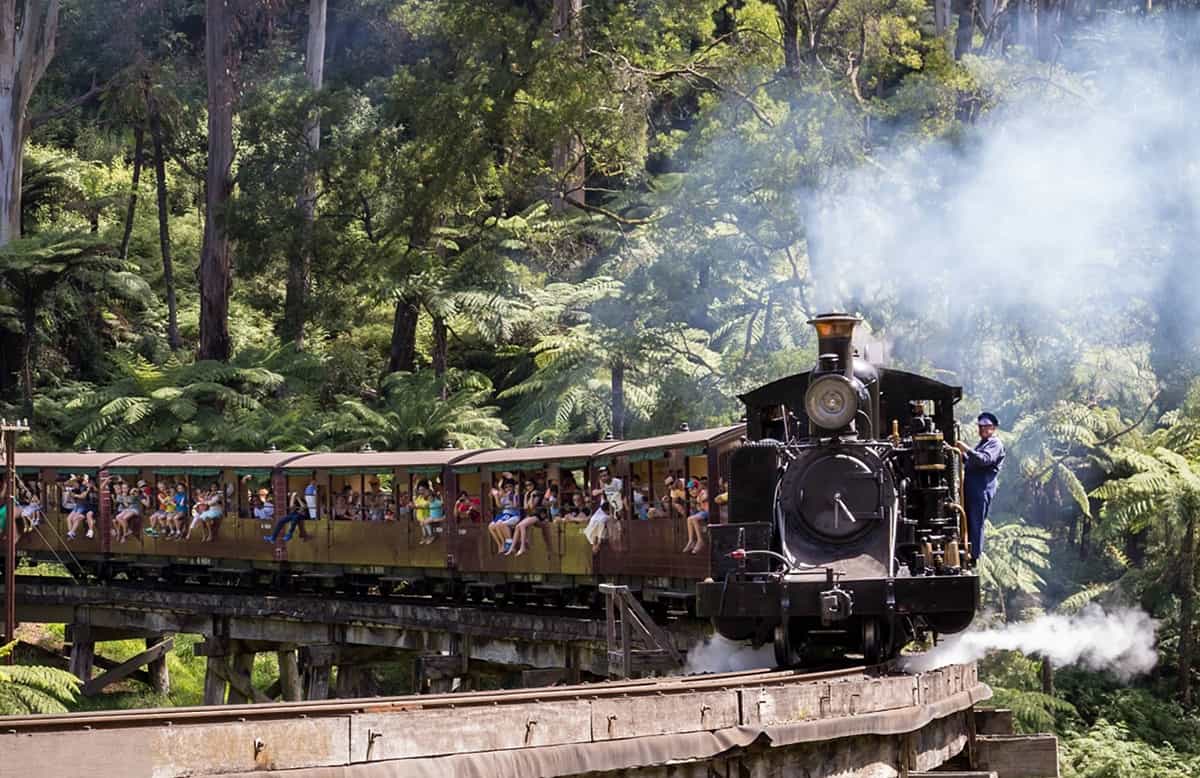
809 313 861 377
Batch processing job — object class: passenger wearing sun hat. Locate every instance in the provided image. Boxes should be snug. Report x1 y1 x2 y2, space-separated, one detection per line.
954 412 1004 558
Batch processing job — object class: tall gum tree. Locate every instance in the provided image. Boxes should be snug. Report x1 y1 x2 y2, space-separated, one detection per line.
283 0 326 348
550 0 584 209
0 0 60 245
200 0 236 361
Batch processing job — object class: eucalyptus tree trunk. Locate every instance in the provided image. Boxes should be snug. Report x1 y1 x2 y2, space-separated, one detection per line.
388 297 418 374
283 0 327 347
118 126 145 260
776 0 803 77
1179 495 1197 706
933 0 952 39
954 0 975 59
20 285 35 418
550 0 584 210
432 315 447 400
199 0 236 361
147 91 180 351
0 0 61 246
611 360 625 440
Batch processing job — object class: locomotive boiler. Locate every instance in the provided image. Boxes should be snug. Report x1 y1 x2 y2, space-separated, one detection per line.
696 314 979 665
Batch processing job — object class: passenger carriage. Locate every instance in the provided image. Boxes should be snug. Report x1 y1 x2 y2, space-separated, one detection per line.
11 425 745 610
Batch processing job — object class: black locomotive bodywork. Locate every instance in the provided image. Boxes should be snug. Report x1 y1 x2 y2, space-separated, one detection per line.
696 314 979 664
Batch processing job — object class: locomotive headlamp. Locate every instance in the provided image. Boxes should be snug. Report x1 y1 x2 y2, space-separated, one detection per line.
805 373 859 430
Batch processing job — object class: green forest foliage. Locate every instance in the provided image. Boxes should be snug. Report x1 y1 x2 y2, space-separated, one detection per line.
0 641 79 714
2 1 1200 768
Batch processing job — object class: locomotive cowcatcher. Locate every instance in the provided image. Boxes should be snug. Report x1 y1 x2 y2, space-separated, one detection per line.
696 314 980 665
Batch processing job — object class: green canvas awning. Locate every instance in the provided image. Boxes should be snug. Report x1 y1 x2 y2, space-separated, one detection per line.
451 465 480 474
407 465 444 475
486 461 543 472
237 468 274 477
153 468 221 476
683 445 706 457
556 458 588 469
106 467 143 475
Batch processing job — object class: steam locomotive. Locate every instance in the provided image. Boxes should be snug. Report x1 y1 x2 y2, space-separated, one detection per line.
696 314 979 665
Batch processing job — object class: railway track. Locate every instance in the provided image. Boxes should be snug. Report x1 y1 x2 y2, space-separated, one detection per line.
1 663 888 733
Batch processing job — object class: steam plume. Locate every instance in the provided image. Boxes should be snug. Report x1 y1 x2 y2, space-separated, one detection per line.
904 605 1157 679
801 17 1200 405
684 633 774 674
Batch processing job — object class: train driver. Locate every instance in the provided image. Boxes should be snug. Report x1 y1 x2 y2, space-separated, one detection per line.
954 412 1004 558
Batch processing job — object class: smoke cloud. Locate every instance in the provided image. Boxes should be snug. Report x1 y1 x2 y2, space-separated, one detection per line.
803 16 1200 406
904 605 1158 679
683 633 775 674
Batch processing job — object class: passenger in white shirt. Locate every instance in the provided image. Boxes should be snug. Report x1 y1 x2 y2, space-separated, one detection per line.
583 500 611 552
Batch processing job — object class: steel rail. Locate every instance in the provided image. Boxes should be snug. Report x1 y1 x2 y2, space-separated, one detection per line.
0 662 891 733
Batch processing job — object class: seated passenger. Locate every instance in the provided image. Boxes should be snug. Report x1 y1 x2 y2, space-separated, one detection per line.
713 477 729 523
421 490 444 544
66 476 96 540
189 486 223 542
630 475 649 520
366 483 386 521
186 489 207 541
683 480 710 554
669 475 687 519
488 480 522 554
253 488 275 521
146 482 172 537
333 485 351 520
557 492 587 522
18 479 43 532
265 492 309 543
412 484 431 534
583 500 611 553
543 482 560 521
203 485 225 533
168 483 188 539
304 476 319 520
509 484 547 557
113 481 142 543
395 491 412 522
591 467 623 521
454 491 476 523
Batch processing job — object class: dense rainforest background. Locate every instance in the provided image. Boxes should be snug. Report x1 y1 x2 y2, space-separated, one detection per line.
2 1 1200 773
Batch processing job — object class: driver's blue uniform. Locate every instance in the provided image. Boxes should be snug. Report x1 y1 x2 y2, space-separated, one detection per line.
963 436 1004 557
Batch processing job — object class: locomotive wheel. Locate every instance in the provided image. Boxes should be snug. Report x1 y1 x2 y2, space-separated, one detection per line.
773 623 801 667
862 618 891 665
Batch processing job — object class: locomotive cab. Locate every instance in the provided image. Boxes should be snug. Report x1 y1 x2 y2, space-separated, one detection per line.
696 314 980 665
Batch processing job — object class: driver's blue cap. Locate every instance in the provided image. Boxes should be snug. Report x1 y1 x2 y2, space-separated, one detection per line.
977 412 999 427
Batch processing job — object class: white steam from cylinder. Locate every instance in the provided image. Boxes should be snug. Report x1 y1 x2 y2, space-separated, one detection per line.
683 634 775 674
683 605 1157 677
903 605 1158 680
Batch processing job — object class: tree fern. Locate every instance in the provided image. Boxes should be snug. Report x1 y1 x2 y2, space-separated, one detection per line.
989 686 1078 733
0 642 79 715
